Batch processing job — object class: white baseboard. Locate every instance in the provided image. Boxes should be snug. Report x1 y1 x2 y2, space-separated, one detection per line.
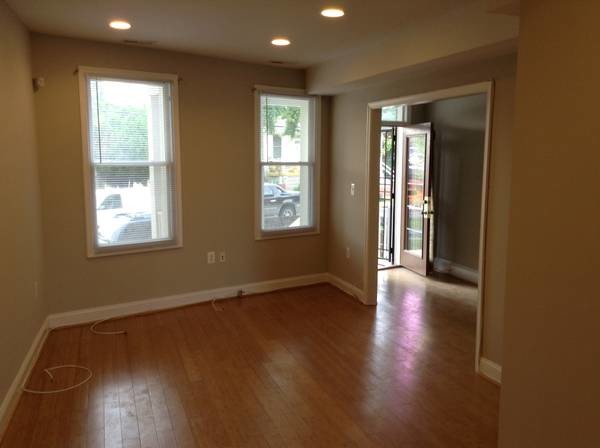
47 273 330 329
479 357 502 384
326 273 366 303
0 318 49 440
433 258 479 284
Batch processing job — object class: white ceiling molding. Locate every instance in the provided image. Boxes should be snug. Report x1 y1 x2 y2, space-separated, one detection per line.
306 1 519 95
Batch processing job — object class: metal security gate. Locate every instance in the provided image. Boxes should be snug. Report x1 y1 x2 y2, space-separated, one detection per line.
378 127 397 265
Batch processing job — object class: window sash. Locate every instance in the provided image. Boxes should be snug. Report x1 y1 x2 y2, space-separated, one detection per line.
259 93 316 164
260 163 315 232
89 162 176 253
90 160 175 240
88 76 174 164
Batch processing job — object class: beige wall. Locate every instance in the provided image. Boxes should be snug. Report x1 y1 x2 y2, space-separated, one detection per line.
0 0 44 412
427 82 516 365
499 0 600 445
31 35 328 314
328 54 516 365
426 94 487 271
486 0 520 16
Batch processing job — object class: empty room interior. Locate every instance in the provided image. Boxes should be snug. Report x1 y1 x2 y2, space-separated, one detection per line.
1 0 599 446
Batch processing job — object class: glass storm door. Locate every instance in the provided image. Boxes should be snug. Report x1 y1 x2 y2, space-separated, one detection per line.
399 124 432 276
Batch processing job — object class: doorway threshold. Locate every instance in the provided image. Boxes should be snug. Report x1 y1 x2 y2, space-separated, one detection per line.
378 263 402 271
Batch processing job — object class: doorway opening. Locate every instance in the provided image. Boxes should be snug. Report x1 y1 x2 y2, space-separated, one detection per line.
366 82 494 372
377 95 486 280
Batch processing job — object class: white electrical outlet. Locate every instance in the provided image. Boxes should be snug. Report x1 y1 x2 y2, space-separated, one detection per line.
346 247 351 259
207 251 216 264
350 183 356 196
219 251 226 263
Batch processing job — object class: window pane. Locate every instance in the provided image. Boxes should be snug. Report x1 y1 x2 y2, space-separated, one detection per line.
95 165 173 247
261 165 312 231
382 105 407 122
405 134 426 257
89 78 171 163
260 94 312 163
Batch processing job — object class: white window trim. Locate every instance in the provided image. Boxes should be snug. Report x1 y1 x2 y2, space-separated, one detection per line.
78 66 183 258
254 86 321 240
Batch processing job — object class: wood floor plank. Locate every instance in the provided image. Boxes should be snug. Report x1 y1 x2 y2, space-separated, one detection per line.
1 269 499 447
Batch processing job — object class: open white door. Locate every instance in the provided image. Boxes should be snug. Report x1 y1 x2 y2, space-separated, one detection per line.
399 124 433 276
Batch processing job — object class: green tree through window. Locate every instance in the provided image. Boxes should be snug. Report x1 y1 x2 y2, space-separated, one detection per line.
92 102 150 187
264 105 301 138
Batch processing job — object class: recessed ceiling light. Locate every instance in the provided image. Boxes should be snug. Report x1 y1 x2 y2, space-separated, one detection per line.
109 20 132 30
321 8 345 18
271 38 291 46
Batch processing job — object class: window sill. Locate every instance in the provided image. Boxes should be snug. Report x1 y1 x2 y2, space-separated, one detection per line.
255 228 320 241
87 241 182 258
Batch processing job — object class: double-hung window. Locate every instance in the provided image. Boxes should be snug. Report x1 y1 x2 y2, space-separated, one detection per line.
256 89 319 238
79 67 182 256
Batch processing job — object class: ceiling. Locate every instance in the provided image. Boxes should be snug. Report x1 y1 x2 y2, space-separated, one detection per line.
8 0 475 68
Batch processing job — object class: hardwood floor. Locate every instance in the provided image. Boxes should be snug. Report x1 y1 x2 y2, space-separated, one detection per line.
2 268 499 447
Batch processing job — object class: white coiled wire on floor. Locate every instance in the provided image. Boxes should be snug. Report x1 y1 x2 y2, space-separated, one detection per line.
90 318 127 335
22 365 93 395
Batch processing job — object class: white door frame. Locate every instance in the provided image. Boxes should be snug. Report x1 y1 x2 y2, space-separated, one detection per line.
364 81 495 372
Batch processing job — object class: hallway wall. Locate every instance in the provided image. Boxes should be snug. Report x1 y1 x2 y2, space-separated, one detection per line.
426 94 487 272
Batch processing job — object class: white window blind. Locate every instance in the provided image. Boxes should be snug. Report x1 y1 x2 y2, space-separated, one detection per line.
80 69 181 255
257 92 318 236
